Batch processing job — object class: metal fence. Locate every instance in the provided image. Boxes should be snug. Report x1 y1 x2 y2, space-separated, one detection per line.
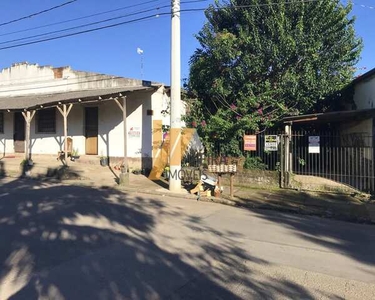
290 131 375 193
181 129 375 194
241 131 281 171
196 131 282 171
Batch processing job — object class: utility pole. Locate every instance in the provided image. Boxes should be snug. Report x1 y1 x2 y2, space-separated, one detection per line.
169 0 181 192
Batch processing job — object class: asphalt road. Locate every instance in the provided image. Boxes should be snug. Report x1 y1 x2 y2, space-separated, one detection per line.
1 177 375 299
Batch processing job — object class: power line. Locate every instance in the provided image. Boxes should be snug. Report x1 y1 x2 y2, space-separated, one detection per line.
0 12 170 51
0 0 78 28
0 4 171 46
181 0 208 3
0 0 326 51
181 0 320 12
0 0 167 38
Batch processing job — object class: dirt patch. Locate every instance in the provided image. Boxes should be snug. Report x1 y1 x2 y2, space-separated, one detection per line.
291 175 359 194
220 186 375 224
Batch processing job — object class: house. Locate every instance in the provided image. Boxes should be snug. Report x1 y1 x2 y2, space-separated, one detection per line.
344 67 375 139
279 67 375 193
283 67 375 146
0 62 177 171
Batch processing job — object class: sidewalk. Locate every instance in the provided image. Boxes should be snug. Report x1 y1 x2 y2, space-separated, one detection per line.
78 171 375 225
1 154 374 224
98 174 375 225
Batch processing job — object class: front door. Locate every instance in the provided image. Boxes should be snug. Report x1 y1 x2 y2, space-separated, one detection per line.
85 107 98 155
14 112 25 153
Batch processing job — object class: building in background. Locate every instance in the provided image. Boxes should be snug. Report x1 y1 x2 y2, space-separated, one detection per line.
0 62 177 170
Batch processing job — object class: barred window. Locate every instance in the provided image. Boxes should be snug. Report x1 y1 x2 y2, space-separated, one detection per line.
37 108 56 133
0 112 3 133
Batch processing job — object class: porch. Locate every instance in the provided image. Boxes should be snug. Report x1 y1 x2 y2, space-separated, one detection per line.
0 153 162 190
0 85 158 173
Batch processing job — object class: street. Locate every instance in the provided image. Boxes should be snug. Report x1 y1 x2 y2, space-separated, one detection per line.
1 177 375 299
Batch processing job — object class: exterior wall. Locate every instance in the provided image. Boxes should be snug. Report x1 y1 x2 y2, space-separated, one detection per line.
353 75 375 110
0 112 14 155
340 118 373 160
340 118 373 147
340 118 373 138
29 105 85 156
97 94 153 162
0 63 172 170
0 63 145 97
126 91 153 159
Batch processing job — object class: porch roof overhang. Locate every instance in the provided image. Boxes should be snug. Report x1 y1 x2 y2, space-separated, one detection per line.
0 86 156 111
283 108 375 124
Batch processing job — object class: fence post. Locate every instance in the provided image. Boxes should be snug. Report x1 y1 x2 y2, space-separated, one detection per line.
284 123 292 187
280 134 285 188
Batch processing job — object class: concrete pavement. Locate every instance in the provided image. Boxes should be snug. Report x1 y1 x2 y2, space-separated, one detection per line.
1 177 375 299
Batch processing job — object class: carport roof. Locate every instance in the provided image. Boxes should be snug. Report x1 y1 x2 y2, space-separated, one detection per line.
283 109 375 124
0 86 155 111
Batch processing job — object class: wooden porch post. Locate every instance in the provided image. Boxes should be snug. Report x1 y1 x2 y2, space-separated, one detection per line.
21 110 36 161
114 96 129 185
57 104 73 165
122 96 128 173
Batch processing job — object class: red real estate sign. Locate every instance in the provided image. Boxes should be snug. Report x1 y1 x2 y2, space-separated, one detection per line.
244 135 256 151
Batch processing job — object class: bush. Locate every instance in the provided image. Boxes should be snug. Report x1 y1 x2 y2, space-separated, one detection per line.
243 156 267 170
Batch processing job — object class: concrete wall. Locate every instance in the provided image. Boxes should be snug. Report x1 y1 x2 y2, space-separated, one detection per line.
353 75 375 110
339 118 373 160
340 118 372 137
221 170 280 189
0 63 145 97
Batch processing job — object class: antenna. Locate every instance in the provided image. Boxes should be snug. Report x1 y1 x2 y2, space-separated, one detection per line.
137 47 144 79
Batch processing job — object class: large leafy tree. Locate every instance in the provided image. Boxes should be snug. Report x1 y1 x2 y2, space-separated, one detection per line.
185 0 362 155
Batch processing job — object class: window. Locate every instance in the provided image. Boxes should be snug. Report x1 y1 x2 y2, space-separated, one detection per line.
0 112 3 133
37 108 56 133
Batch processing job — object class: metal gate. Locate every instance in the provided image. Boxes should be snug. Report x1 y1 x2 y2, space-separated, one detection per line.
285 131 375 194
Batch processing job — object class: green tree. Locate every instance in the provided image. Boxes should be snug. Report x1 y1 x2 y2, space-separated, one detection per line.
185 0 362 156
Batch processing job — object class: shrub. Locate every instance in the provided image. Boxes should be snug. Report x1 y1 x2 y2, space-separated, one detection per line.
243 156 267 170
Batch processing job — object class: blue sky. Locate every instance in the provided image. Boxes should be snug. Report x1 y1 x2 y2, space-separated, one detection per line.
0 0 373 84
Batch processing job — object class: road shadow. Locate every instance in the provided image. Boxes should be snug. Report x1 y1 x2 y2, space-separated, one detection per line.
250 206 375 268
0 178 325 299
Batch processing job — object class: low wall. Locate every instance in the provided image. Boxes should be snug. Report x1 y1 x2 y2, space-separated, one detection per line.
221 170 280 189
176 167 280 189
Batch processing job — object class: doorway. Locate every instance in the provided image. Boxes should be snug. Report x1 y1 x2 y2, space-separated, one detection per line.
14 112 25 153
85 107 98 155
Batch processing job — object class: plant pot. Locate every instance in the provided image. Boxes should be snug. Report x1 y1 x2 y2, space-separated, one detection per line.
100 157 109 166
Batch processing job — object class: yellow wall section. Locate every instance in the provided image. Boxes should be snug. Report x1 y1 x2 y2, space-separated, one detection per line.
148 128 196 180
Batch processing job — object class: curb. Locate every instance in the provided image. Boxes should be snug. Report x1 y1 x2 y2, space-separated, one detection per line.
116 186 198 201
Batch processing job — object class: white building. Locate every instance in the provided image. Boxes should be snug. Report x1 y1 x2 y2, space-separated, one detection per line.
0 62 174 170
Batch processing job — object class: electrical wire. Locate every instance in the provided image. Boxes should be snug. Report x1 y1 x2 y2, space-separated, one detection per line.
180 0 320 12
0 0 324 52
0 4 171 46
0 0 78 28
0 0 167 38
181 0 208 3
0 11 172 51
